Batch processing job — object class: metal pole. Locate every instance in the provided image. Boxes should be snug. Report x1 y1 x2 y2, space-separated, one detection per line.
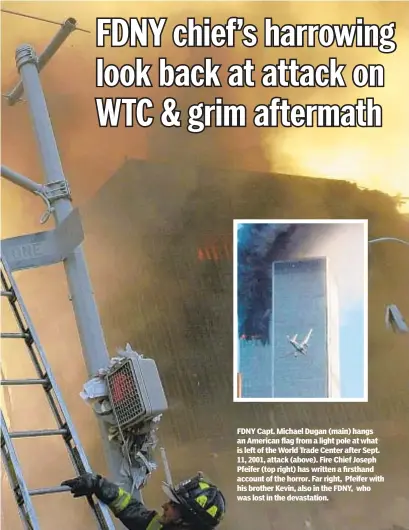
7 18 77 106
14 44 133 499
369 237 409 248
368 236 408 334
1 165 44 195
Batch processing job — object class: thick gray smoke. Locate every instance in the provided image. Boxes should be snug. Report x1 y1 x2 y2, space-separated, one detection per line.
237 223 294 342
279 222 367 307
237 222 366 343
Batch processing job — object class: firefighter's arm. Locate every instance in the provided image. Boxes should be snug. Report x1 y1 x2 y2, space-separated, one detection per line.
97 477 157 530
62 474 157 530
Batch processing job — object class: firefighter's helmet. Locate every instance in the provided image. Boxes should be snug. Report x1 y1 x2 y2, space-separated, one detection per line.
162 472 226 529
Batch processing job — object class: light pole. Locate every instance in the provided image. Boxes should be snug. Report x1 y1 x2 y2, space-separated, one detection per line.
369 237 409 248
2 28 133 509
368 236 409 334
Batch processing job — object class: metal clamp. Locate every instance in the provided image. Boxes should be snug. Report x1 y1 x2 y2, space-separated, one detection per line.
15 45 39 71
43 180 72 202
35 180 72 224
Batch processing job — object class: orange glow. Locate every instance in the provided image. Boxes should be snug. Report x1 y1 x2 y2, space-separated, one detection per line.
197 241 233 261
273 136 409 210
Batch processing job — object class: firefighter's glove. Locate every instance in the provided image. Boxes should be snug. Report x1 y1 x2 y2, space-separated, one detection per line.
61 473 100 498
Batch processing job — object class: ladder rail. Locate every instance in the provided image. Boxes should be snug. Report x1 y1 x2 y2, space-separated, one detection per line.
1 265 73 460
1 259 91 470
1 268 48 380
1 258 116 530
1 410 41 529
1 281 75 466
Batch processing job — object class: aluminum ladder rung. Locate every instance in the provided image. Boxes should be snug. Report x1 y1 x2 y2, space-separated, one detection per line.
9 428 68 439
1 256 116 530
1 410 41 528
1 331 30 339
1 378 49 386
29 486 71 496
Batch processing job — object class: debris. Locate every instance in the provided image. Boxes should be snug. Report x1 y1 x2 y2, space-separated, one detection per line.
80 344 164 490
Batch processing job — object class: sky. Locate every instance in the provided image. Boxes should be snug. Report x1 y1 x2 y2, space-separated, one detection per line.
339 299 365 398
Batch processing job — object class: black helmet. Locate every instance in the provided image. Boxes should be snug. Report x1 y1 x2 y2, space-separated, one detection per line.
162 472 226 529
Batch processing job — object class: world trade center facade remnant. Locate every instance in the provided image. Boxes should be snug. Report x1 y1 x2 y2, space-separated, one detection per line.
272 257 340 399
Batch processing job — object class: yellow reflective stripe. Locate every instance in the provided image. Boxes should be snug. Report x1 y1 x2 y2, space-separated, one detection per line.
109 488 132 514
195 482 219 519
207 505 218 517
146 514 163 530
196 494 208 508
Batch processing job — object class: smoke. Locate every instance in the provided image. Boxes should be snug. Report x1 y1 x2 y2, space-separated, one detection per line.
2 2 408 212
237 223 293 341
279 222 366 307
237 222 366 342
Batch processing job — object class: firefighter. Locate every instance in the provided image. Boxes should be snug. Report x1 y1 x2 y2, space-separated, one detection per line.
61 471 226 530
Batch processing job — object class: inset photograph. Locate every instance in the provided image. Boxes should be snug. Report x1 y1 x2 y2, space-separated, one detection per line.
234 220 368 402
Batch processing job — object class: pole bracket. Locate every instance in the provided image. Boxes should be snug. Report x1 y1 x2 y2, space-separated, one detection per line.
43 179 72 202
36 180 72 224
15 45 38 71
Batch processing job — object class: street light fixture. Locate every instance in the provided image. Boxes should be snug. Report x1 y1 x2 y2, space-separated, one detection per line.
368 236 409 334
385 305 408 334
369 237 409 248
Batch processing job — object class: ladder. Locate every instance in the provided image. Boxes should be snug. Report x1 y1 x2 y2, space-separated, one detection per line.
0 257 116 530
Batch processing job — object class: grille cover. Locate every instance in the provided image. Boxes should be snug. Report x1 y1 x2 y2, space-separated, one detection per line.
106 357 168 428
